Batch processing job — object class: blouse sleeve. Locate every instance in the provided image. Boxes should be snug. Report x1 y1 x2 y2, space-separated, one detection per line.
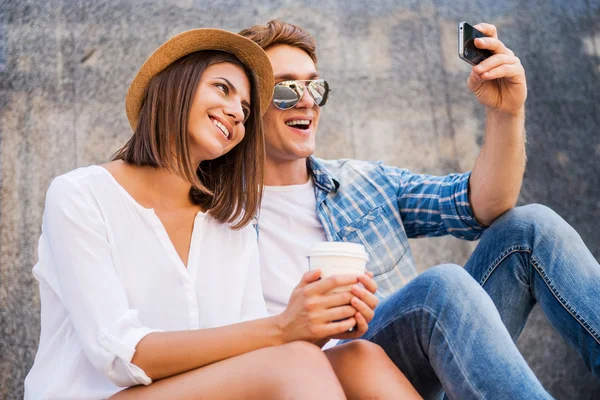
41 175 161 387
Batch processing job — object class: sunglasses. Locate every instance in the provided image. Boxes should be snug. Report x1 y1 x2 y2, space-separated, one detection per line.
272 79 330 110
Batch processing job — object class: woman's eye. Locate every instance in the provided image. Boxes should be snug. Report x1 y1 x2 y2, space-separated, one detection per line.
243 107 250 122
216 83 229 95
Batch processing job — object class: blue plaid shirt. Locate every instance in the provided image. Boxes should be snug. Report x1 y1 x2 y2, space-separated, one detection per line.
308 156 486 298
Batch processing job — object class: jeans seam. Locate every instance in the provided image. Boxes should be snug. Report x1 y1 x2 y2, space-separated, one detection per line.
480 245 600 347
478 245 532 288
422 305 484 399
364 306 484 399
530 255 600 346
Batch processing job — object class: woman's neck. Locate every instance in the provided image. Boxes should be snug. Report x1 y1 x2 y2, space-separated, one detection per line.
107 160 196 209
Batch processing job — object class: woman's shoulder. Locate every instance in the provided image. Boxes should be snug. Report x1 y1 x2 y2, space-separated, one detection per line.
45 165 114 208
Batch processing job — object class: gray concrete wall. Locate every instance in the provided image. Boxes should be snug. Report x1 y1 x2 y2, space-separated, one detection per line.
1 0 599 398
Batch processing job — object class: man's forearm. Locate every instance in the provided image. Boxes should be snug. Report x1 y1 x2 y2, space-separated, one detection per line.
469 108 526 226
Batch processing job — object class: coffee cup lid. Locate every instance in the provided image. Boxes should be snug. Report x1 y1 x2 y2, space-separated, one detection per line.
308 242 369 261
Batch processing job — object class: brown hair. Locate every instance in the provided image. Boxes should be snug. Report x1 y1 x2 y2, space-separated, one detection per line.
112 50 264 229
238 20 317 63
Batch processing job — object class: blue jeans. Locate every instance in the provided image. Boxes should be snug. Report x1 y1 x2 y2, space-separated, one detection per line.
354 205 600 399
463 204 600 375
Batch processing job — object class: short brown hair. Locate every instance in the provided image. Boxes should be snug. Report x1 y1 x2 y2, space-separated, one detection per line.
238 20 317 63
113 50 264 229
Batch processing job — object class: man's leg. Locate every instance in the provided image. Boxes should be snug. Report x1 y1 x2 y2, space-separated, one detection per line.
353 264 551 399
464 204 600 377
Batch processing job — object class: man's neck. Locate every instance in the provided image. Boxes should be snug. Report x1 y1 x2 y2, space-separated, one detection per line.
264 157 310 186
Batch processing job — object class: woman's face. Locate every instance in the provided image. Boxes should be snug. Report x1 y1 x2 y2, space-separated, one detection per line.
187 62 251 162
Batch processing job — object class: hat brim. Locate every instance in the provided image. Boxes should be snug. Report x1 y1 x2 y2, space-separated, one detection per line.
125 28 274 131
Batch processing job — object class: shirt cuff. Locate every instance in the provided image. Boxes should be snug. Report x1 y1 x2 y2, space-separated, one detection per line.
97 310 163 387
439 172 486 240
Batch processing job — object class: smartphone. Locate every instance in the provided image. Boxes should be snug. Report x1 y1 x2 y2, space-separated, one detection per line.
458 22 492 65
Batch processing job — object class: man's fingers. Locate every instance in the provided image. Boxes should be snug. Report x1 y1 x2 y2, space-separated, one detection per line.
479 63 524 81
474 37 514 57
351 284 379 310
474 23 498 39
358 274 377 294
350 296 375 323
473 54 518 75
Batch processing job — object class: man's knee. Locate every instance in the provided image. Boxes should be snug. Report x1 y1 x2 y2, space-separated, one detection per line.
419 264 478 293
414 264 497 313
494 204 567 233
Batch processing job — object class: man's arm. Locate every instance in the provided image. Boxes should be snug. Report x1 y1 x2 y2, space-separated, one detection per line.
466 23 528 226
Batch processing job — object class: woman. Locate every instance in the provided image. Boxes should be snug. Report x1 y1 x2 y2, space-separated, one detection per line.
25 29 420 399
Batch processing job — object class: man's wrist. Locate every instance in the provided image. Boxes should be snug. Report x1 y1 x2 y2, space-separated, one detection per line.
486 106 525 120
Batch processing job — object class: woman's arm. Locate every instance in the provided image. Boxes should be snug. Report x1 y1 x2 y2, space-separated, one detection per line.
132 271 362 380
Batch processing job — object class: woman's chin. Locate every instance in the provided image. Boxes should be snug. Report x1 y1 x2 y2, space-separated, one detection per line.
195 145 229 163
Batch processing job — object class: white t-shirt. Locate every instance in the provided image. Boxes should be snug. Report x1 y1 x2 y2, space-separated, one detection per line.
25 166 268 400
258 178 339 349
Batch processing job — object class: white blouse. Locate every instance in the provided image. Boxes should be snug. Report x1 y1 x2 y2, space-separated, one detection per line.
24 166 268 400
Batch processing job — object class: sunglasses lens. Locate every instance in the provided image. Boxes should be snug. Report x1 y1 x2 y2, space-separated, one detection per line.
273 82 301 109
308 80 329 107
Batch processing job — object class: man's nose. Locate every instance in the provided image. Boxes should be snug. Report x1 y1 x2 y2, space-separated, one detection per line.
294 84 315 109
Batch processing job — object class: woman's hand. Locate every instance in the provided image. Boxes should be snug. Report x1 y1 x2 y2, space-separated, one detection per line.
331 272 379 340
275 270 380 344
275 269 362 343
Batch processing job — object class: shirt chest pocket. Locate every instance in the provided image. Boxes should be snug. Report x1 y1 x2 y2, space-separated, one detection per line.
335 206 407 275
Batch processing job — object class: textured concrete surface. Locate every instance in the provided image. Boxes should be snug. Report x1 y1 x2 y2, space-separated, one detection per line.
1 0 599 398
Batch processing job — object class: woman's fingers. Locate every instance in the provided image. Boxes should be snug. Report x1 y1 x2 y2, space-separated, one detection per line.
351 296 375 323
351 284 379 311
304 274 359 296
353 311 369 336
298 269 321 288
319 291 354 309
358 273 377 294
333 312 369 340
322 317 357 337
321 305 358 323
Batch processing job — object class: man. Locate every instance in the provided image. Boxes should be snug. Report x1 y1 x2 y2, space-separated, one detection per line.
240 21 600 398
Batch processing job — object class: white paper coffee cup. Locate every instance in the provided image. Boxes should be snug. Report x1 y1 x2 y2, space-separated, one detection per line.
308 242 369 294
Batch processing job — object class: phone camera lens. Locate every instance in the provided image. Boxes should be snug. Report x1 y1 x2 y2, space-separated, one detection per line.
464 49 469 56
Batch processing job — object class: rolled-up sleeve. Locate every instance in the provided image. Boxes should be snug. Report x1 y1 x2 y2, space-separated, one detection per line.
437 171 486 240
382 164 485 239
42 175 161 387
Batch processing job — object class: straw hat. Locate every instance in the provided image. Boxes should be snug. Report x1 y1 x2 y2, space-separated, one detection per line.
125 28 274 131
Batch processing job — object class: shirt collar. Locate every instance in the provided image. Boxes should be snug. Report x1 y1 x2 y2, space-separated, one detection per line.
307 156 340 193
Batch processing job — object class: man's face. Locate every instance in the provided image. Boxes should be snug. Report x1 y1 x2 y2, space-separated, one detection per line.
263 44 321 163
